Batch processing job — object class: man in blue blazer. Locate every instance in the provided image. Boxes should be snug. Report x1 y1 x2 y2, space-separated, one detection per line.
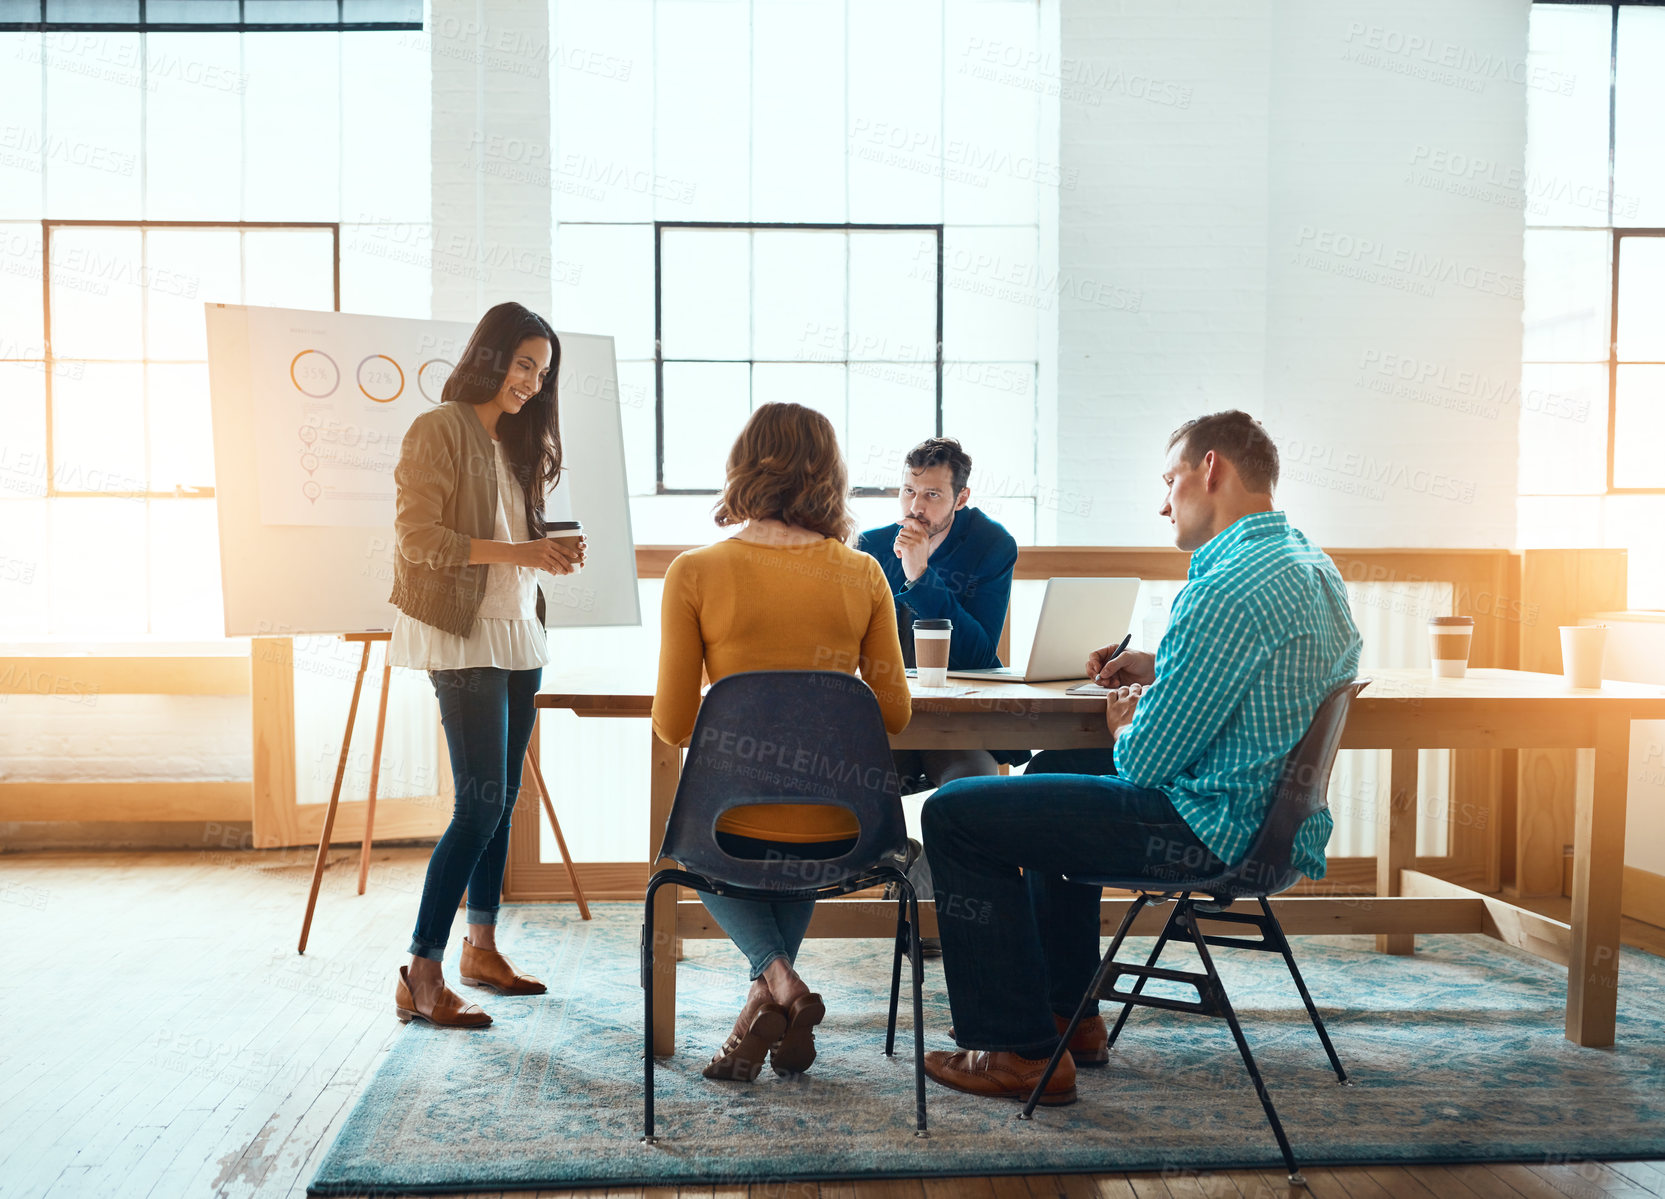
857 438 1023 944
858 437 1019 688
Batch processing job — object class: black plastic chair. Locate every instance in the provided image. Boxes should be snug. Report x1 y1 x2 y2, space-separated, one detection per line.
642 670 928 1143
1020 678 1371 1187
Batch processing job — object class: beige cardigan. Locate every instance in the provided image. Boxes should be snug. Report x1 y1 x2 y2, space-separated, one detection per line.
389 400 512 638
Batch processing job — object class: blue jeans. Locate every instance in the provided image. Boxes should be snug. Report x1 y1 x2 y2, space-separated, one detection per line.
698 833 857 979
920 748 1222 1058
409 666 542 961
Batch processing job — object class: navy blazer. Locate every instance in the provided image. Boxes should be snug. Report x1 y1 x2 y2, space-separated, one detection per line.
856 506 1018 671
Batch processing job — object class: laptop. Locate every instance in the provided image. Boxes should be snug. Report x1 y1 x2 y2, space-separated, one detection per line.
946 577 1142 684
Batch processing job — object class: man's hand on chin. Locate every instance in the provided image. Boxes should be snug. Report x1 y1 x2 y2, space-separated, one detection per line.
1105 683 1143 738
894 516 932 583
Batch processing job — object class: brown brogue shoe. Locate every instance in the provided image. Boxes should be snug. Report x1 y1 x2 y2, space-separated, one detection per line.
459 937 547 996
946 1015 1109 1066
923 1048 1078 1105
1057 1013 1109 1066
395 966 492 1028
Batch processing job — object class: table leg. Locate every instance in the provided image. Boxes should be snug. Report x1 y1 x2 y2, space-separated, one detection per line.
1376 747 1418 955
1566 715 1629 1047
650 730 681 1057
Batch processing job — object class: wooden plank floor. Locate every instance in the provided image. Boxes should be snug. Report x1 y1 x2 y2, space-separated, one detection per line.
2 846 1661 1199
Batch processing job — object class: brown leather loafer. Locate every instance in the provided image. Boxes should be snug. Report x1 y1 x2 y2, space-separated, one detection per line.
1058 1013 1109 1066
947 1014 1110 1066
395 966 492 1028
459 937 547 996
703 1002 789 1082
769 992 827 1075
923 1048 1077 1105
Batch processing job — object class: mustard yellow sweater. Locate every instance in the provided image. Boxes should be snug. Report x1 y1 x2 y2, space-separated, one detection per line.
651 536 912 843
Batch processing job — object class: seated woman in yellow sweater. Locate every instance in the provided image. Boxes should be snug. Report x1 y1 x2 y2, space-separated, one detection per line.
652 402 912 1082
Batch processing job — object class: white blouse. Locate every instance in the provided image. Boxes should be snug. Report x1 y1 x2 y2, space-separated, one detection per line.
389 439 551 673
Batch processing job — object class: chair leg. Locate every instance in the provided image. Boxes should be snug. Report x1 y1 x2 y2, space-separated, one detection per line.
1020 895 1148 1120
906 884 928 1136
642 880 663 1145
1259 898 1348 1084
1183 911 1303 1184
1104 899 1186 1053
886 894 907 1057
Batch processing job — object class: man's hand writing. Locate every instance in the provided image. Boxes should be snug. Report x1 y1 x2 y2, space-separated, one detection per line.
1087 646 1155 687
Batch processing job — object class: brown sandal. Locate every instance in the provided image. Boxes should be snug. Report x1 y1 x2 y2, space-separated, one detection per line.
769 992 826 1075
394 966 492 1028
702 1002 788 1082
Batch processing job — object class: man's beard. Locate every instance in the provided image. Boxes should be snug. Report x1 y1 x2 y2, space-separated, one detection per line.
910 511 955 539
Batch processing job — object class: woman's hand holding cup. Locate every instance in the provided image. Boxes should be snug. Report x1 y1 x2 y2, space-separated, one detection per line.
559 534 587 569
517 537 580 575
531 519 586 575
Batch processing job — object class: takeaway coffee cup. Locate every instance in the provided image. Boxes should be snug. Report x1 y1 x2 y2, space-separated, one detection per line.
913 618 952 688
544 519 584 565
1559 624 1607 689
1428 615 1474 679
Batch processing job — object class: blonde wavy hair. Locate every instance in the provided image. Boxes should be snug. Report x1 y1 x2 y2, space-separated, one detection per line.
713 402 855 541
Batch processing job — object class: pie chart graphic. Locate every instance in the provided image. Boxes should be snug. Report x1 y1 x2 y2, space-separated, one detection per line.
357 354 405 403
290 350 340 398
417 358 454 405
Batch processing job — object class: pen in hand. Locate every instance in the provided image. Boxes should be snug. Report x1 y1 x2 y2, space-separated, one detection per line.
1094 633 1133 686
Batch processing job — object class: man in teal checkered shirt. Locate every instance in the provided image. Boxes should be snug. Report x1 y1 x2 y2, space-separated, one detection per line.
920 410 1362 1106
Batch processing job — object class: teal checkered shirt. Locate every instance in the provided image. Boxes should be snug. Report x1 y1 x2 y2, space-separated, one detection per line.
1113 511 1362 880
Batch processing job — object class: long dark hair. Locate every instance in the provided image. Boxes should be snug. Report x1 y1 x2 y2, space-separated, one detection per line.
441 301 563 536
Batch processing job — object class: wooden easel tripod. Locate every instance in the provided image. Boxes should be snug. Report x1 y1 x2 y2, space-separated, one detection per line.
297 632 589 954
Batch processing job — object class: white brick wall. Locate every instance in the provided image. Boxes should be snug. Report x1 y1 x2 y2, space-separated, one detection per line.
429 0 555 321
1056 0 1271 544
1057 0 1526 549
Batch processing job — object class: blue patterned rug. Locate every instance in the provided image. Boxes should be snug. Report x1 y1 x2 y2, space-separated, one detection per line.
308 903 1665 1195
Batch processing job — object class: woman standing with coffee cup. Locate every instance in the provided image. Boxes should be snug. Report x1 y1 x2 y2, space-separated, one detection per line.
387 301 586 1028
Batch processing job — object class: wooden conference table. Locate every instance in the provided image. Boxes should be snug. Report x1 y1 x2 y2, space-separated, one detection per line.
528 667 1665 1055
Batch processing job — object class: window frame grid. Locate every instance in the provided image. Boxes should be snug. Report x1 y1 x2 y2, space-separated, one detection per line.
37 217 342 500
0 1 422 33
1607 227 1665 493
652 219 945 498
1525 2 1665 496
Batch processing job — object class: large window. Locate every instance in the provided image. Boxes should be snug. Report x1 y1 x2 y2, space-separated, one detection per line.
37 221 337 497
1612 232 1665 491
0 26 429 639
655 221 943 494
545 0 1055 541
1522 3 1665 603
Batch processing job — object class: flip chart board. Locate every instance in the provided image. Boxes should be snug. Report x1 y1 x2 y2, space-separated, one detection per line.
205 303 640 637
